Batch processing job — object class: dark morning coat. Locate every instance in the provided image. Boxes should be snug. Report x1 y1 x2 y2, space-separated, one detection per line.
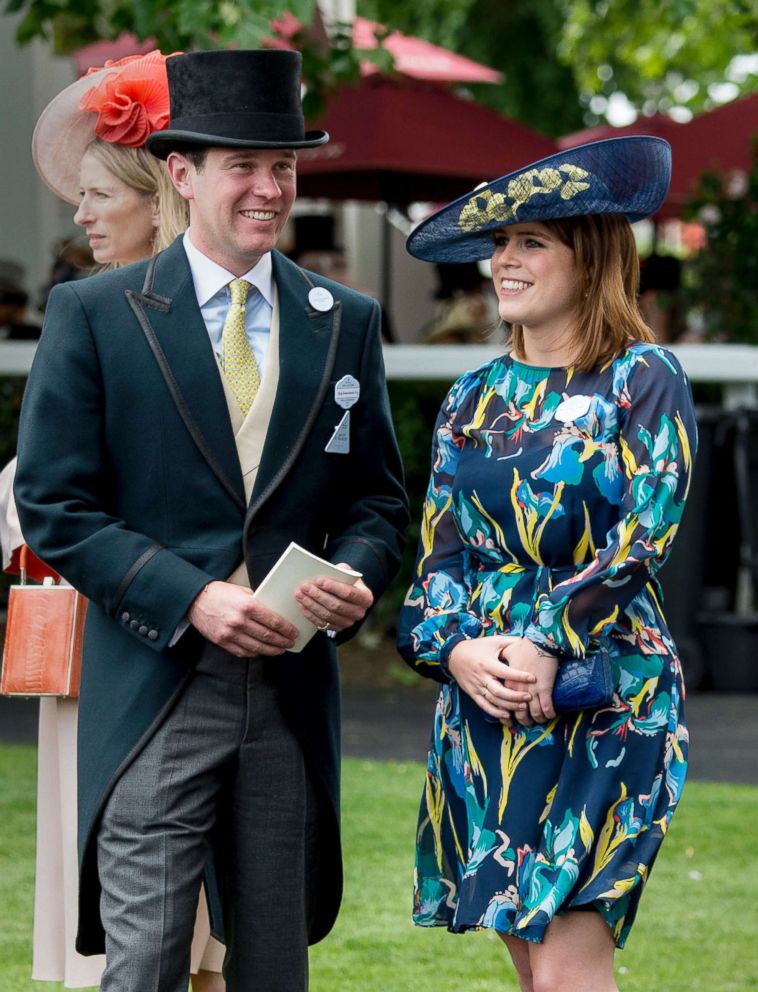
14 239 408 954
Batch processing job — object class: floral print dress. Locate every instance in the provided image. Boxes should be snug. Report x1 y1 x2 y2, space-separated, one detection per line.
397 342 697 948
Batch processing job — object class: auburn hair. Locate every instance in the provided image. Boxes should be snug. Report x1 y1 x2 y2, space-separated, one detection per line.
507 213 655 371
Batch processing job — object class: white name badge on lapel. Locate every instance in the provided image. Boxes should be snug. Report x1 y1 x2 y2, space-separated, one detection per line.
325 411 351 454
308 287 334 312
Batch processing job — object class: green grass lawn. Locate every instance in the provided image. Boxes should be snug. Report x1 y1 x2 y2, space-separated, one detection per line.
1 745 756 991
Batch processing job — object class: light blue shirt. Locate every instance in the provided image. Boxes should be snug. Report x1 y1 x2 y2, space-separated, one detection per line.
182 230 274 374
169 233 276 646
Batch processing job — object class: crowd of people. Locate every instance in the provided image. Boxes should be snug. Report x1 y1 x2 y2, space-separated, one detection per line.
1 44 696 992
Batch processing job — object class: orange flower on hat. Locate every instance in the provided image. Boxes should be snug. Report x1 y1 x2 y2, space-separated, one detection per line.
79 50 180 148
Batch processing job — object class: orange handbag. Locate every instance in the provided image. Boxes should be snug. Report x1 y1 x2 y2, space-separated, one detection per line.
1 546 87 698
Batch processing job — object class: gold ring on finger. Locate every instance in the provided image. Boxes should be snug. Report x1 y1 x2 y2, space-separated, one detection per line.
316 620 329 631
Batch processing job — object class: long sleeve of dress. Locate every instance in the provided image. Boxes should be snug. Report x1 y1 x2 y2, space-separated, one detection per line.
397 370 486 682
524 347 697 658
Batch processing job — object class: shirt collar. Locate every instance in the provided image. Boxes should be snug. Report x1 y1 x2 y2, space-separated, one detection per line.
183 230 274 308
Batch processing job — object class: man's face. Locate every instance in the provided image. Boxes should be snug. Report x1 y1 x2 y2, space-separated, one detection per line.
171 147 297 275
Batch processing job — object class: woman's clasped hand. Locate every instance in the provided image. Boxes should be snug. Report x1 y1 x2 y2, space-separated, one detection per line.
447 636 559 726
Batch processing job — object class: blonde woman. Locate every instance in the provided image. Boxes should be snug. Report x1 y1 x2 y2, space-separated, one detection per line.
2 51 223 991
73 138 189 266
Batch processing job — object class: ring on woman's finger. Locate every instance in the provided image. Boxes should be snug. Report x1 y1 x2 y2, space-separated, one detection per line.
316 620 329 631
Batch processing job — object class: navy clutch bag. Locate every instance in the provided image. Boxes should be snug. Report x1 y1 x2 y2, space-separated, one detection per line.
552 648 615 713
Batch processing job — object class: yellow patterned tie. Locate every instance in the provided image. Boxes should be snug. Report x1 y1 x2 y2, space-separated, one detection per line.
220 278 261 416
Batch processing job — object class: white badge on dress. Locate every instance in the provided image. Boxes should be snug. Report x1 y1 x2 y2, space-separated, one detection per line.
325 411 351 454
308 286 334 312
554 393 592 423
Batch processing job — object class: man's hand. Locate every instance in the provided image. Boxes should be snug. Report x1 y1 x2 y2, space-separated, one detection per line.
447 636 536 726
188 581 298 658
294 563 373 633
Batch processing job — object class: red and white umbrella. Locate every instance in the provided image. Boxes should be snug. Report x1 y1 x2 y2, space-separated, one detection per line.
297 75 554 205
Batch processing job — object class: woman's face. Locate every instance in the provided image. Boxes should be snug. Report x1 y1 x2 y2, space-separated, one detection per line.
74 149 157 265
490 221 579 337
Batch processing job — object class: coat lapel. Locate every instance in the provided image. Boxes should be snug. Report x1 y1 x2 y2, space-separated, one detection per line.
125 239 246 513
246 250 341 524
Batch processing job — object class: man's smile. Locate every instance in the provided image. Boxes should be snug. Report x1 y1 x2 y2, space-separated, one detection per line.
239 209 277 221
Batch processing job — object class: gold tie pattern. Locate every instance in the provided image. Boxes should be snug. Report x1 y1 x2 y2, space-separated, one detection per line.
221 278 261 416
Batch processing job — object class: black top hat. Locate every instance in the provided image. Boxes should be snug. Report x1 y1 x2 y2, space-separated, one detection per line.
147 49 328 158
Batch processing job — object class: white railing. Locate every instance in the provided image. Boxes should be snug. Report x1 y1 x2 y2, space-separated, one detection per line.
0 342 37 376
381 343 758 408
4 341 758 407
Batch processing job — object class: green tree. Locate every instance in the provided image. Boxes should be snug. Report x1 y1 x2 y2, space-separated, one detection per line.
5 0 315 52
682 141 758 344
463 0 584 137
561 0 758 121
359 0 757 132
358 0 585 137
2 0 394 116
5 0 756 131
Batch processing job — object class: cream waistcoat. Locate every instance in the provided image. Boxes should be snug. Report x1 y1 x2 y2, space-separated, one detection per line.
221 291 281 588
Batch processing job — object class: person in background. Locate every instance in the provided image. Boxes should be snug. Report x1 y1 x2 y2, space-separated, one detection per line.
419 261 497 345
638 252 684 343
0 260 40 340
15 48 407 992
2 50 227 991
289 213 397 342
398 137 696 992
36 238 93 314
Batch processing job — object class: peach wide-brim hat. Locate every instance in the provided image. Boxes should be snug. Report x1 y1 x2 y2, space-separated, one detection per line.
32 50 177 206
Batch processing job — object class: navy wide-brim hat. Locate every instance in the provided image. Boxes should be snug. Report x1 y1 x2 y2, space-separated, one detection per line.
147 49 328 158
406 136 671 263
